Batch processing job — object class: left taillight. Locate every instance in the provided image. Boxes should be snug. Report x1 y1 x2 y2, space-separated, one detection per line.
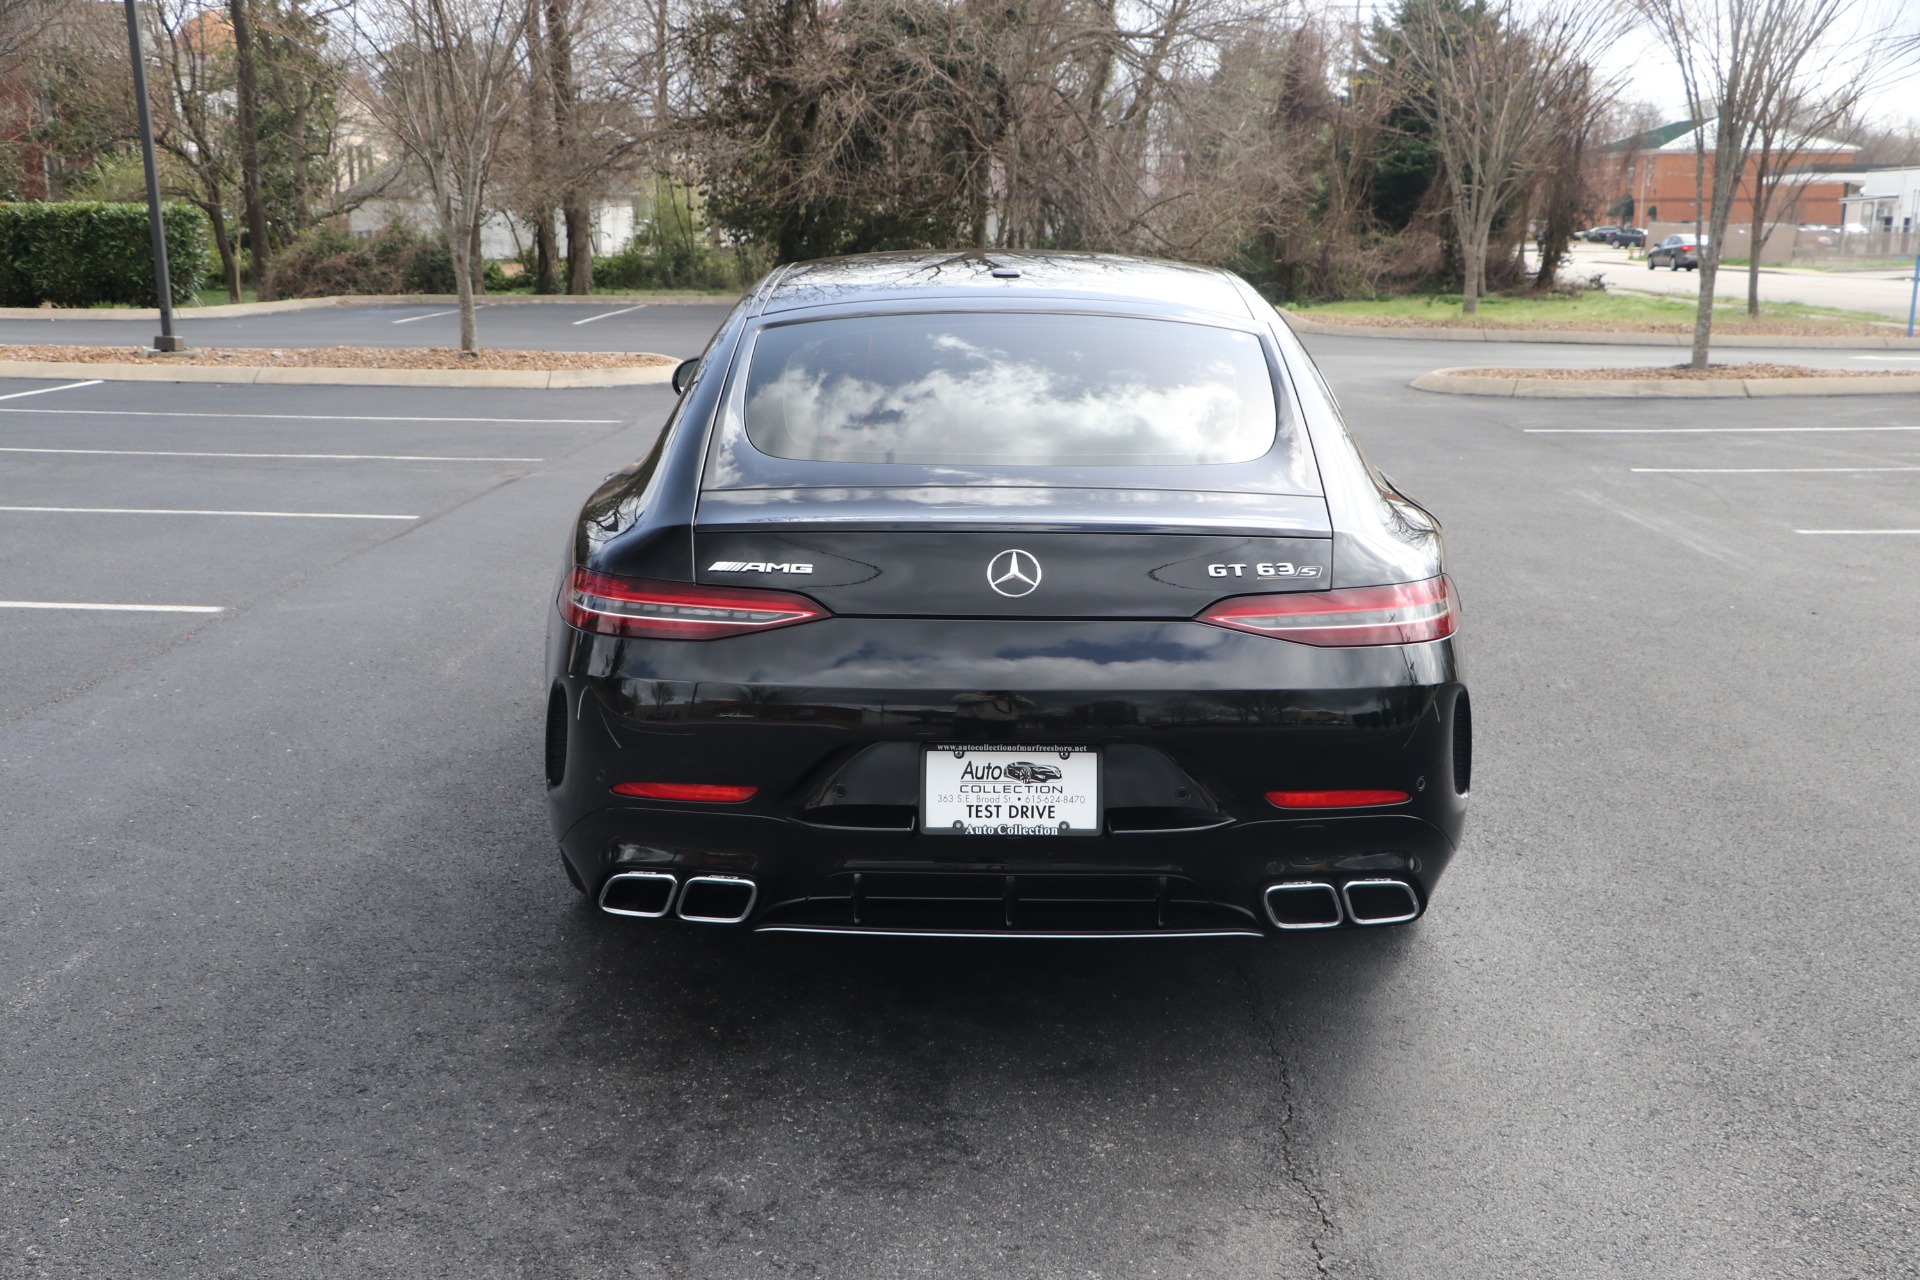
1198 575 1457 646
560 568 830 640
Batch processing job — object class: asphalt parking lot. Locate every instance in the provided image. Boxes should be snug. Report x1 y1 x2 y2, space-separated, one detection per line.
3 321 1917 1278
0 300 738 357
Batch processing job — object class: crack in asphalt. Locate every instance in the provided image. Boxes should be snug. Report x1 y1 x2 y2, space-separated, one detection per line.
1230 957 1338 1280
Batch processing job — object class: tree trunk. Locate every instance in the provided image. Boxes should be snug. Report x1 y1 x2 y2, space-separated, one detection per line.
534 212 559 293
525 0 560 293
1459 211 1483 315
564 200 593 293
546 0 588 291
229 0 274 301
452 217 478 352
1689 257 1715 369
471 219 486 294
207 203 240 302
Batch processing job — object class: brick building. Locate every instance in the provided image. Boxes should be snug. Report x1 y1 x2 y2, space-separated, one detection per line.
1607 119 1859 227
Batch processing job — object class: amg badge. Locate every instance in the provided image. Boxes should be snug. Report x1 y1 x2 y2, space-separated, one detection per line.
708 561 815 574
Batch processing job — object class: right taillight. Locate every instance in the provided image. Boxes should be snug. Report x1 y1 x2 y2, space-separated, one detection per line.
1197 576 1457 646
561 568 830 640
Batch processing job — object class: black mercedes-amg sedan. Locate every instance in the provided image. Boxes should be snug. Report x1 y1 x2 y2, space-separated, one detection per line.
545 251 1469 938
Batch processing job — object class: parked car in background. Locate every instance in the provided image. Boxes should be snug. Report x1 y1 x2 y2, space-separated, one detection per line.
1606 227 1647 248
1575 226 1621 242
1647 233 1709 271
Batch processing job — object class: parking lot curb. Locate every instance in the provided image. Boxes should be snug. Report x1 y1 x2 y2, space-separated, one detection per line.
0 293 739 321
1280 311 1920 350
0 358 676 389
1411 366 1920 399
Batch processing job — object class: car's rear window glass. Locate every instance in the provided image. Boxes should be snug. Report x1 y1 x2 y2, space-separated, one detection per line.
741 313 1280 466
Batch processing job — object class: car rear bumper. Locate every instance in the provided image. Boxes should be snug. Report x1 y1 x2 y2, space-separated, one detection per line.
546 616 1470 936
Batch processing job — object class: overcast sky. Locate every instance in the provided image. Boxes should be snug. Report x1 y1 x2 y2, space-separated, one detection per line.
1332 0 1920 133
1596 22 1920 131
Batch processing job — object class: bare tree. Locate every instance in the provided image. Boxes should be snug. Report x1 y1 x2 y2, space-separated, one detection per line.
1374 0 1611 314
229 0 273 299
1632 0 1903 366
0 0 54 66
353 0 524 349
148 0 245 297
1529 58 1609 290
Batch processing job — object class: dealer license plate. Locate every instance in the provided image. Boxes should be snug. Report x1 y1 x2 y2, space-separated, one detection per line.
922 745 1100 836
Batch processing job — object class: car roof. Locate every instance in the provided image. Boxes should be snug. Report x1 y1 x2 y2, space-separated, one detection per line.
752 251 1258 321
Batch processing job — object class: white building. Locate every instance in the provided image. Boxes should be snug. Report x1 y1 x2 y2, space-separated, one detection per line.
1838 166 1920 234
347 194 638 261
340 162 640 260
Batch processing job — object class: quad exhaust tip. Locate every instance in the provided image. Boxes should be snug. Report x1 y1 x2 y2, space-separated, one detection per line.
1264 881 1343 930
1341 878 1421 926
676 875 758 925
598 870 678 919
1264 879 1422 929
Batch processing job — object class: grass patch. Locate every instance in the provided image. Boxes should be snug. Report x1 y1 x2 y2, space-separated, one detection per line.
1288 289 1895 333
189 286 257 307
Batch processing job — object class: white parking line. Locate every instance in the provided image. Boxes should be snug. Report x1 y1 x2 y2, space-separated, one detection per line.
1851 356 1920 362
391 309 460 325
572 305 646 326
1634 466 1920 474
1795 528 1920 535
1529 426 1920 434
0 408 618 424
0 379 104 402
0 446 543 462
0 600 223 614
0 505 418 520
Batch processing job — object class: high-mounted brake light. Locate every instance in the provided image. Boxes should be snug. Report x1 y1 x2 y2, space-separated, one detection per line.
561 568 830 640
613 782 758 802
1267 789 1410 809
1198 576 1456 646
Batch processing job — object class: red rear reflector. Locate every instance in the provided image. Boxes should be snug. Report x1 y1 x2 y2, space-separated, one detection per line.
612 782 758 802
1198 576 1456 646
562 568 829 640
1267 789 1410 808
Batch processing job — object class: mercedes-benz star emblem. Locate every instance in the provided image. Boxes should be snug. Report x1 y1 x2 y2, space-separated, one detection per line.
987 549 1042 598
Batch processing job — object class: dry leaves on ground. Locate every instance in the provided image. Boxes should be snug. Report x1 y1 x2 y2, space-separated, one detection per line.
0 345 674 370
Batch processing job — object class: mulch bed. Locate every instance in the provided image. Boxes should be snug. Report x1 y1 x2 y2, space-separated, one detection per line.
1459 363 1918 381
0 344 673 370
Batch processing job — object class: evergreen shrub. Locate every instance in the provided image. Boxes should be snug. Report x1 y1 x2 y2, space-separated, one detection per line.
0 201 210 307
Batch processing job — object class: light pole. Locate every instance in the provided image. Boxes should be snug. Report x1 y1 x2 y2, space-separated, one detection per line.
121 0 186 352
1908 187 1919 340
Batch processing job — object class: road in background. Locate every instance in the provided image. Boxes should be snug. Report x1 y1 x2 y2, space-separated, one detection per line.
1556 240 1920 319
1 319 1915 1278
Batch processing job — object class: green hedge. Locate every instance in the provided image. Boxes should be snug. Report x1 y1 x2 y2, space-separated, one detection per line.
0 201 210 307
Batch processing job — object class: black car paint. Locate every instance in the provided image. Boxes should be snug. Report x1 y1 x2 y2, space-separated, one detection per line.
547 252 1467 935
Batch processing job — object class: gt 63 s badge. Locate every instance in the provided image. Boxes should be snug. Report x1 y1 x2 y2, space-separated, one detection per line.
1206 562 1322 578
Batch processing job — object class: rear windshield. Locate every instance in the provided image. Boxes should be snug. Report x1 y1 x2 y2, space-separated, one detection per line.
740 313 1280 467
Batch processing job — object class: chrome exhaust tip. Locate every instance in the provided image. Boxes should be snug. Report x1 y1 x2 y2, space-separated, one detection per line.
1263 881 1343 930
675 875 758 925
1341 879 1420 926
597 870 678 919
